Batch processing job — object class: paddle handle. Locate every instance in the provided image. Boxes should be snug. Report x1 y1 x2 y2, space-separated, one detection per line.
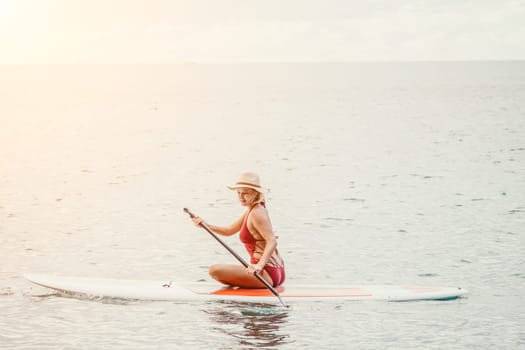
183 207 287 307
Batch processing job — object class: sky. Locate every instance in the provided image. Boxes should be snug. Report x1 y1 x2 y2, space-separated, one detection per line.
0 0 524 63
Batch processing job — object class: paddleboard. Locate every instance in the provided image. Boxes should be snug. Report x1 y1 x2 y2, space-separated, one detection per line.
25 274 467 303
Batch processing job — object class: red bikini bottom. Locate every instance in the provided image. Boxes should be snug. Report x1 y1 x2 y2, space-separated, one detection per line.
263 265 286 287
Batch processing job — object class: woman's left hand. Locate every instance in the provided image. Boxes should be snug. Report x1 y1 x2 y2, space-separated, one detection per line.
247 263 263 275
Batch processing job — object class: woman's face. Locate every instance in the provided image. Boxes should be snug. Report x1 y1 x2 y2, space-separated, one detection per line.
236 188 257 206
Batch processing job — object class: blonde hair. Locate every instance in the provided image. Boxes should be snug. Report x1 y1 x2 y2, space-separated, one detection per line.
253 191 266 205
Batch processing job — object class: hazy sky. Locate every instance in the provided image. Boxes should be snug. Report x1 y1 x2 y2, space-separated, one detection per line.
1 0 524 63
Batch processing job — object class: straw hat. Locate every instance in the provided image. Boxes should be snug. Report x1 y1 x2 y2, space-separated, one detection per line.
227 172 264 193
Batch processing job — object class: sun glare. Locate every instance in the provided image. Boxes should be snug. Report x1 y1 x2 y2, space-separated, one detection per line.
0 0 15 16
0 0 19 30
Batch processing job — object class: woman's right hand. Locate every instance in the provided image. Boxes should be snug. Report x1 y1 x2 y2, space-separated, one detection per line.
192 216 204 227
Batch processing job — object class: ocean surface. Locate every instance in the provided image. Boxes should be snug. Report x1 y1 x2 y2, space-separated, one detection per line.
1 62 524 349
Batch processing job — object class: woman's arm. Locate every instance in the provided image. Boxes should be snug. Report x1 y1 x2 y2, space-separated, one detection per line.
249 207 277 268
192 214 244 236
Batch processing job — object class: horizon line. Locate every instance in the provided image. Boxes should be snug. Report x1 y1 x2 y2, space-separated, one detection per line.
1 59 524 65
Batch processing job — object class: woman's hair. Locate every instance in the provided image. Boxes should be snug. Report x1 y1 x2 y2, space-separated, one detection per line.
252 190 266 206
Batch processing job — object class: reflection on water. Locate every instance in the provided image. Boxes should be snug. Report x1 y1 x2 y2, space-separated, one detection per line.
203 301 292 348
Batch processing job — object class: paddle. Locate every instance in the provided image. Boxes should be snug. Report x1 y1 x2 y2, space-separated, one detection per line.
183 208 288 308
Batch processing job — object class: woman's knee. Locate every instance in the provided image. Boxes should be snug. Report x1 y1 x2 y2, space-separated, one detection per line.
208 264 222 279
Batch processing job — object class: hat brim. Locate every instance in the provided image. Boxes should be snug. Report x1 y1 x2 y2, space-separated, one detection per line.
227 185 264 193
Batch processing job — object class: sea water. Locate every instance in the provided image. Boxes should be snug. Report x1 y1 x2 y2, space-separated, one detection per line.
0 62 524 349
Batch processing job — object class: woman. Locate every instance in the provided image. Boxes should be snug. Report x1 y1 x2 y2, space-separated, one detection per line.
192 172 285 288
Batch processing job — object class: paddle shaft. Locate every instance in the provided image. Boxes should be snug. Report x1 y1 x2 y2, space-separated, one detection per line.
183 208 287 307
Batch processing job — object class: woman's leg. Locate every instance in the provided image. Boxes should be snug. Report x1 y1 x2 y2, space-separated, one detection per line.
208 264 273 288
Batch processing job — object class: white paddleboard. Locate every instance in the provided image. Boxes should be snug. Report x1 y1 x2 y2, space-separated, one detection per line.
25 274 467 303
